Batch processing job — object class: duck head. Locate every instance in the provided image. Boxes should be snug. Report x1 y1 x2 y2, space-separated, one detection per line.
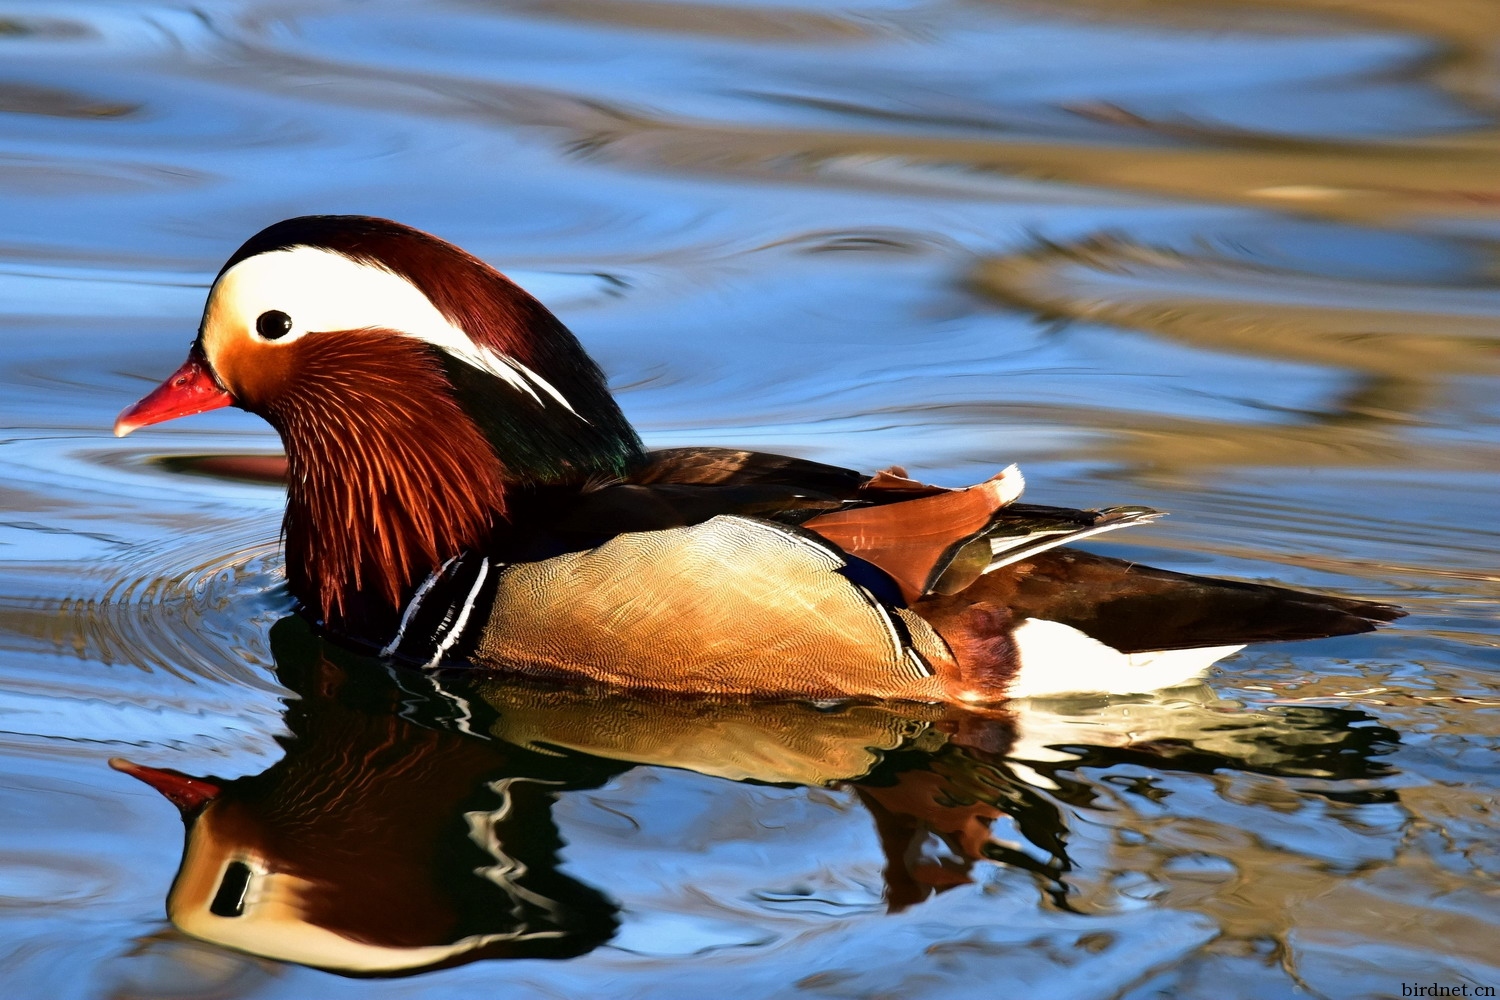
116 216 643 633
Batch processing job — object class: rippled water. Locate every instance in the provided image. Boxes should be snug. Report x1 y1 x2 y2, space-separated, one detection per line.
2 1 1498 997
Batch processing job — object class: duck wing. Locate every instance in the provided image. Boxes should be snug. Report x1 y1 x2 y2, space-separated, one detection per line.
630 447 867 494
517 447 868 540
566 457 1168 606
804 466 1162 603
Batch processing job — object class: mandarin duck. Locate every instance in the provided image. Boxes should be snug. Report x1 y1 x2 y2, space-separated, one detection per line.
115 216 1400 701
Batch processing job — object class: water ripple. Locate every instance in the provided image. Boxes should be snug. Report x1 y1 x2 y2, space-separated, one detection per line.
0 526 289 688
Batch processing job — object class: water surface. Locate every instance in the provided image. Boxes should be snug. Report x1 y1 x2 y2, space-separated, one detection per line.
1 1 1498 997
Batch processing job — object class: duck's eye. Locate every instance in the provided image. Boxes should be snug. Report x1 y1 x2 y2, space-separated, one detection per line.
255 310 293 340
210 860 253 918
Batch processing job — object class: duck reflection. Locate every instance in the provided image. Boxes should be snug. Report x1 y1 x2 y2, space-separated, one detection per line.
114 617 622 975
115 615 1399 977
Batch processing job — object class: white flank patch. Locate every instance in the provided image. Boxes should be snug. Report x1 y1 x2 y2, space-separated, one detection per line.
208 246 577 414
1005 617 1242 699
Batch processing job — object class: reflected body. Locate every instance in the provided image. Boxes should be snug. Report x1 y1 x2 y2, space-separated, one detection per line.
115 618 1399 976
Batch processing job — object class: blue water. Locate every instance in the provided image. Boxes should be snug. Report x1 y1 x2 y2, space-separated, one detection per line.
2 2 1498 997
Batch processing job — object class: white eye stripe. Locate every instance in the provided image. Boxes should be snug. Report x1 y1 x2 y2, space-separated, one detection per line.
208 245 577 414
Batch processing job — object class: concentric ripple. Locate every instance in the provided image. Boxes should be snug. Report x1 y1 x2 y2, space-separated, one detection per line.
0 524 289 688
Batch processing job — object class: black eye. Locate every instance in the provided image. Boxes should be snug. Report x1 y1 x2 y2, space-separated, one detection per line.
255 310 293 340
210 860 253 917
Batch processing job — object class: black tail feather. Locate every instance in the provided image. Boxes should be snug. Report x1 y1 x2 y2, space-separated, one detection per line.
968 547 1402 654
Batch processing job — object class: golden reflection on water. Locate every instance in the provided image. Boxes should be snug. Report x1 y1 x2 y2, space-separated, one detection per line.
592 120 1500 224
516 0 1500 227
1027 0 1500 113
970 233 1500 474
498 0 878 42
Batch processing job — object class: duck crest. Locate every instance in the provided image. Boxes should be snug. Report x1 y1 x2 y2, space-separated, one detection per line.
220 215 643 489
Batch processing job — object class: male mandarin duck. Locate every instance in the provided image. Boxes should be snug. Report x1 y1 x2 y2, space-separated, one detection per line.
115 216 1400 701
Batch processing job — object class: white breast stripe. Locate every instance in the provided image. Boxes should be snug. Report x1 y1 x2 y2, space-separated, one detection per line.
424 557 491 669
381 555 458 657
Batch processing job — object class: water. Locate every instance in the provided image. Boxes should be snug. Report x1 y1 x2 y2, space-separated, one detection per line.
2 1 1498 996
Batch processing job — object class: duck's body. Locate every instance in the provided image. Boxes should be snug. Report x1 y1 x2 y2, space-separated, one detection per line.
116 216 1400 701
